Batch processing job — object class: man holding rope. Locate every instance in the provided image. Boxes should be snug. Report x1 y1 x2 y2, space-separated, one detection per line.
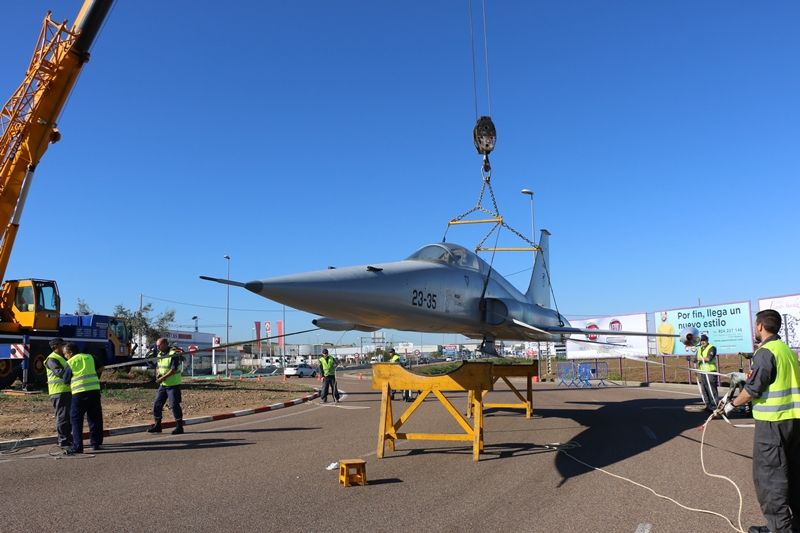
722 309 800 533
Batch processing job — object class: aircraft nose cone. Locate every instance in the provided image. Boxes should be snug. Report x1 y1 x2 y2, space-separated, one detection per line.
248 267 380 316
245 280 263 294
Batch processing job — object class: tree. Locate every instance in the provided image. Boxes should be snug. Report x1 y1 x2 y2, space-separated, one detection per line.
75 298 94 315
113 302 175 354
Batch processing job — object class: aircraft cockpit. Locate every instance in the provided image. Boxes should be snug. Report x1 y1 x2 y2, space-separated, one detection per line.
406 243 482 271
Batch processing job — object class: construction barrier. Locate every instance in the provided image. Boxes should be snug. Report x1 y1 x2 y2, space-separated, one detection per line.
557 362 577 387
577 361 609 388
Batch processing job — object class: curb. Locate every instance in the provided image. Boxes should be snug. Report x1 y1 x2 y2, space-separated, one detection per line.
0 390 319 452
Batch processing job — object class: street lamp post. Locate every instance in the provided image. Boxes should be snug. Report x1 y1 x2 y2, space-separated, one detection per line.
192 316 198 332
521 189 539 380
224 255 230 375
521 189 534 246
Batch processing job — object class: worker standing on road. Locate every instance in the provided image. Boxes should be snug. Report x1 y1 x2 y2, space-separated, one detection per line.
147 338 184 435
388 348 404 401
319 349 340 403
694 334 719 412
44 337 73 451
721 309 800 533
63 342 104 453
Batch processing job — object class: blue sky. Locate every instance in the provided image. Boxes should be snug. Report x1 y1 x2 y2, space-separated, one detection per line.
2 1 799 349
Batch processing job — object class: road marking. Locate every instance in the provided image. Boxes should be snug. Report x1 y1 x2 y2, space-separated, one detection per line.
635 524 652 533
734 424 755 428
641 426 656 440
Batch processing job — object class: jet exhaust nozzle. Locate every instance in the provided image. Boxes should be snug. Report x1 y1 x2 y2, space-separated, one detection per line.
680 326 701 347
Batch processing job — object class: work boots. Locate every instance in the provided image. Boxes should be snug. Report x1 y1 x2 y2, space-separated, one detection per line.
147 421 162 433
171 420 184 435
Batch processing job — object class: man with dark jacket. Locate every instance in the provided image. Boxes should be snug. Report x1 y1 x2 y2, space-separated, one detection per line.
319 349 340 403
722 310 800 533
45 337 72 451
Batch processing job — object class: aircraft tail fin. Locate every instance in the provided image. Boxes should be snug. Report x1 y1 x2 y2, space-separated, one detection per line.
525 229 552 307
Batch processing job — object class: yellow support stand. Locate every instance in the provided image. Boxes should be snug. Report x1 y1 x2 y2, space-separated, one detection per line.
372 362 493 461
467 363 538 419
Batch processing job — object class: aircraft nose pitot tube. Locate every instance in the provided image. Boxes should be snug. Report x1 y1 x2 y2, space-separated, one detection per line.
680 326 701 347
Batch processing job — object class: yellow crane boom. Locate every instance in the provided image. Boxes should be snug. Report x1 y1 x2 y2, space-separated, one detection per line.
0 0 113 283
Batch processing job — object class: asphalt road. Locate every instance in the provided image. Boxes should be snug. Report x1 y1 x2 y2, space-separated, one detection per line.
3 373 763 533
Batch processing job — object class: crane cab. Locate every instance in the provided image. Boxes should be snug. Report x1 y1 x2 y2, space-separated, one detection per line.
0 279 60 332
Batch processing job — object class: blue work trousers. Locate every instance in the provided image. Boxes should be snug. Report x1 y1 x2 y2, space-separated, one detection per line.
70 389 103 452
153 385 183 422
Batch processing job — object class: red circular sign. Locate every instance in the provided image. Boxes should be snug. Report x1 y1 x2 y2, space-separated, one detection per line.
586 323 599 341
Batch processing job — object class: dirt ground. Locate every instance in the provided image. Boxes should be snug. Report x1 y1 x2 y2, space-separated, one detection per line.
0 373 316 441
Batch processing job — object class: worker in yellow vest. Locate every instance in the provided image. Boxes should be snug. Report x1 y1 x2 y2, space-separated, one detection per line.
147 338 184 435
318 349 340 403
693 334 719 412
63 342 104 453
44 337 73 451
722 309 800 533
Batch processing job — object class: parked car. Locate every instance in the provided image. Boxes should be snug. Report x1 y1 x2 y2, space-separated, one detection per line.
284 363 317 378
370 356 380 364
250 365 277 375
419 357 430 364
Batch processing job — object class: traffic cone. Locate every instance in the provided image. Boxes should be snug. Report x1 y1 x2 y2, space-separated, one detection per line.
257 375 262 382
283 374 287 381
239 375 243 381
533 376 540 383
217 374 221 381
359 373 363 380
229 374 233 379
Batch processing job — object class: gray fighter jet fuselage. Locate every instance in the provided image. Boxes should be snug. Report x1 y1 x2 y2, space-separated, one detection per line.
201 231 688 349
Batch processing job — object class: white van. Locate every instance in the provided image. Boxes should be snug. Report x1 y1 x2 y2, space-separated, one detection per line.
370 356 379 364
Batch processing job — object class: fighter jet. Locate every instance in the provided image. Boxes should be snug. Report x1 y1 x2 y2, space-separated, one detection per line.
201 230 696 355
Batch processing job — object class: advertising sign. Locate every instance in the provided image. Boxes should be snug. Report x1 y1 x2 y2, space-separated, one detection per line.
565 313 649 359
254 321 261 347
758 293 800 349
524 341 553 357
654 301 753 355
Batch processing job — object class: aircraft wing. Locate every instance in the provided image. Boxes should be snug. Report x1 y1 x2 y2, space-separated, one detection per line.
539 325 678 338
506 316 676 339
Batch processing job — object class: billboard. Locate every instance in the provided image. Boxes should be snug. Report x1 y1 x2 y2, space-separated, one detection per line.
758 293 800 349
654 301 753 355
565 313 649 359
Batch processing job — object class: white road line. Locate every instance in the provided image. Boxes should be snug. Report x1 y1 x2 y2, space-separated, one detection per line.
634 523 652 533
734 424 755 428
641 426 656 440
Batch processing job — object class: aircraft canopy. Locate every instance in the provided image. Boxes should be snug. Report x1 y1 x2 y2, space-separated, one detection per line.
406 243 481 271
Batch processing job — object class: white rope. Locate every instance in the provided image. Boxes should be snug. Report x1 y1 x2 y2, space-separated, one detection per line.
545 410 746 533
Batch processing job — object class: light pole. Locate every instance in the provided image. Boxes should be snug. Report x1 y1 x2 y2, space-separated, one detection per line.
192 316 198 332
224 255 230 375
521 189 534 247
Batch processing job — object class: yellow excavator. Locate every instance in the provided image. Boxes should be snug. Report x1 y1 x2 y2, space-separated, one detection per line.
0 1 132 389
